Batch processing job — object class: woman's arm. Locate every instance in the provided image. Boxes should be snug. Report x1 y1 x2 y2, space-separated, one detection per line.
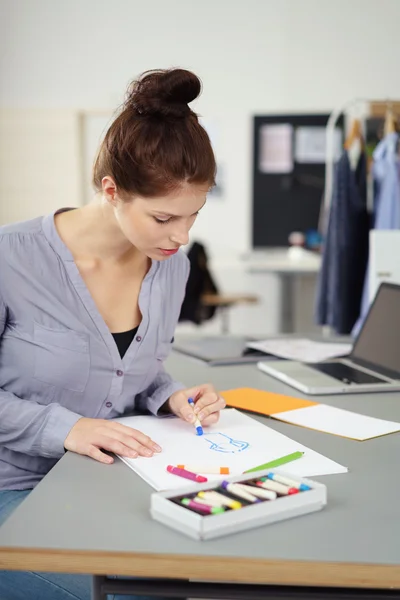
135 363 186 415
0 291 82 458
134 252 190 415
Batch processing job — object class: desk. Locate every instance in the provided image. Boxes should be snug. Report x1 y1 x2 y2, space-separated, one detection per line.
0 352 399 599
243 249 321 333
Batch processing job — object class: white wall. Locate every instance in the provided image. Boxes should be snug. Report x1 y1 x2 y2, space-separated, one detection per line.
1 0 400 258
0 109 82 222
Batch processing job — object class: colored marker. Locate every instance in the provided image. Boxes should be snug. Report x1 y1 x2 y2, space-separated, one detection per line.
257 480 298 495
243 451 304 474
181 498 225 514
266 472 311 491
188 397 203 435
235 483 277 501
166 465 207 483
177 465 230 475
221 481 260 503
198 490 242 510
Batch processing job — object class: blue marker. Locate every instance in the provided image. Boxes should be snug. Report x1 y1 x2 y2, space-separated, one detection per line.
188 397 203 436
266 472 311 492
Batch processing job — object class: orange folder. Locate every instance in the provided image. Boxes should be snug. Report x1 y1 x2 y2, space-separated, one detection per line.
221 387 318 416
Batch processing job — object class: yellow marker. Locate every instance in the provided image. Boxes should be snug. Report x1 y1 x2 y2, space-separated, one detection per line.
193 495 227 509
198 490 241 510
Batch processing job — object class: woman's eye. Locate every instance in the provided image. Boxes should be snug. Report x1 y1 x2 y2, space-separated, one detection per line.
154 217 171 225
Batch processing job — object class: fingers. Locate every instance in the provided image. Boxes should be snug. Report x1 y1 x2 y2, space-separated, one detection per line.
97 436 138 458
64 418 163 464
108 423 162 454
194 393 226 421
200 411 220 427
87 445 114 464
97 430 160 458
110 422 159 444
180 406 197 423
173 385 225 427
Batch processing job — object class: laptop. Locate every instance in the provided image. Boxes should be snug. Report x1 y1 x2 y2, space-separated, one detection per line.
172 336 273 366
257 282 400 395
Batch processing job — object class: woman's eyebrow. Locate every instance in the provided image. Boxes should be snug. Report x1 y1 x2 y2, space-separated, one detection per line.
152 200 206 218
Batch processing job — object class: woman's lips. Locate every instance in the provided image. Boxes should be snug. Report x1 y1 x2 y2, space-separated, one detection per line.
159 248 179 256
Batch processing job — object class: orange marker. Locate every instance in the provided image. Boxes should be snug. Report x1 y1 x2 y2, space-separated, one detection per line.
177 465 230 475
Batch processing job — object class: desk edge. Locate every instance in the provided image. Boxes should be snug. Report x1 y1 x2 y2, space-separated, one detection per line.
0 548 399 589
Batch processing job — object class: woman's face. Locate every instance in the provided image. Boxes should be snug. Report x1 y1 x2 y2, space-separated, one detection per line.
110 182 208 261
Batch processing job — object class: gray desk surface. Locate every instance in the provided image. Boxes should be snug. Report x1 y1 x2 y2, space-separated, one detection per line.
0 352 400 588
241 248 321 275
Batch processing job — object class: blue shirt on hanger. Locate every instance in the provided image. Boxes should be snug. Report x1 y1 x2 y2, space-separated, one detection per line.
352 132 400 336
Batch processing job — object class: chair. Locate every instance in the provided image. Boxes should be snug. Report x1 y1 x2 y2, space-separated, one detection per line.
201 292 258 334
179 242 258 334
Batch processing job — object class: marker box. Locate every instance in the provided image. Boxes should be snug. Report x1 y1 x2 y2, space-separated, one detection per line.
150 468 327 540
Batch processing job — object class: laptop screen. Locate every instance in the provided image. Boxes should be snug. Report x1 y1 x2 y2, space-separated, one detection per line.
352 283 400 378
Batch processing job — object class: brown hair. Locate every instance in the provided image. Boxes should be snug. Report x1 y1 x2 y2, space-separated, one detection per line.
93 68 216 197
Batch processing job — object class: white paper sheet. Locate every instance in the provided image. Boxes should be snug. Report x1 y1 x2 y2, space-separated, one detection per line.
259 124 293 173
274 404 400 441
294 126 342 163
116 409 347 490
247 338 352 363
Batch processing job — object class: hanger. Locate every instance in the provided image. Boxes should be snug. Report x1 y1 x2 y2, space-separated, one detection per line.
344 118 364 169
344 118 364 150
384 103 397 135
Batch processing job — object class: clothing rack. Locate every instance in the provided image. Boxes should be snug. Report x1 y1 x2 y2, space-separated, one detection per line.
322 99 400 226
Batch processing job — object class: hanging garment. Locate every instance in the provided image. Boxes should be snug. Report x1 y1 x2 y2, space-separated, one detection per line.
315 150 370 334
352 132 400 336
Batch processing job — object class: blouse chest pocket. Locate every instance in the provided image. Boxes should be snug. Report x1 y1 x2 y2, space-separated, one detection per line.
33 322 90 393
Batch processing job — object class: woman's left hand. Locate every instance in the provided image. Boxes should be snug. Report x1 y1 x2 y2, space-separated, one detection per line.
167 383 226 427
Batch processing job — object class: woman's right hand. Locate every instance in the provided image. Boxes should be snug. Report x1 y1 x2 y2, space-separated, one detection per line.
64 418 161 464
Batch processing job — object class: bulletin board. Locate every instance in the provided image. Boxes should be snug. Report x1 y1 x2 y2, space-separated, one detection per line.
252 114 344 247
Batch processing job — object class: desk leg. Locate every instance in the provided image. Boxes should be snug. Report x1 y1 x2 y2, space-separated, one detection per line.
280 274 295 333
91 575 106 600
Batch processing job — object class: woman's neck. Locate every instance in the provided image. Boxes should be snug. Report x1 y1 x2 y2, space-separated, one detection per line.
55 202 145 269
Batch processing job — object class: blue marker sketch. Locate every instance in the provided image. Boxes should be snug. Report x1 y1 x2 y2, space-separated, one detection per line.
203 432 249 453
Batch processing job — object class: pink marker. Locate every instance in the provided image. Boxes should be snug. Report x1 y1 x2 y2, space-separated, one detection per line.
166 465 207 483
181 498 225 514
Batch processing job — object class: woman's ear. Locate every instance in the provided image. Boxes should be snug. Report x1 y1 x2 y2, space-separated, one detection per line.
101 176 118 206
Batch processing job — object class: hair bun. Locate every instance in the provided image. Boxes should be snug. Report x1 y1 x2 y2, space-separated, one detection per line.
126 68 201 118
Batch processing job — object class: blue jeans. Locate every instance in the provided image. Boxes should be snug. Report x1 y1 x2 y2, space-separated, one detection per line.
0 490 180 600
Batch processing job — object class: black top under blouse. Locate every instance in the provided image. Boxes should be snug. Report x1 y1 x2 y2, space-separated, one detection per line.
111 326 139 358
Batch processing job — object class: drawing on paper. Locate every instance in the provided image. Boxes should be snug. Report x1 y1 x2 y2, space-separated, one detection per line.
203 432 250 453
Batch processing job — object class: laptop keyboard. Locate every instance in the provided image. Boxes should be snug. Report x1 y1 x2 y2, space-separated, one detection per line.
311 362 387 384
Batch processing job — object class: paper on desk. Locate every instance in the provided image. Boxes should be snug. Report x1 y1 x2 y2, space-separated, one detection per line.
247 338 352 363
223 388 400 441
274 404 400 441
222 387 318 415
116 409 347 491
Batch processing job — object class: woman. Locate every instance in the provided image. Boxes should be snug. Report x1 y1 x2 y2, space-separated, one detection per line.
0 68 225 599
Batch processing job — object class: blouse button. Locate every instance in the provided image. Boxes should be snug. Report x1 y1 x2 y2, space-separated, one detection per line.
136 335 142 342
116 369 124 377
105 401 112 408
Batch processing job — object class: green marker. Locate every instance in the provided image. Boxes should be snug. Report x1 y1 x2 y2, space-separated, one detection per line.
243 451 304 474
